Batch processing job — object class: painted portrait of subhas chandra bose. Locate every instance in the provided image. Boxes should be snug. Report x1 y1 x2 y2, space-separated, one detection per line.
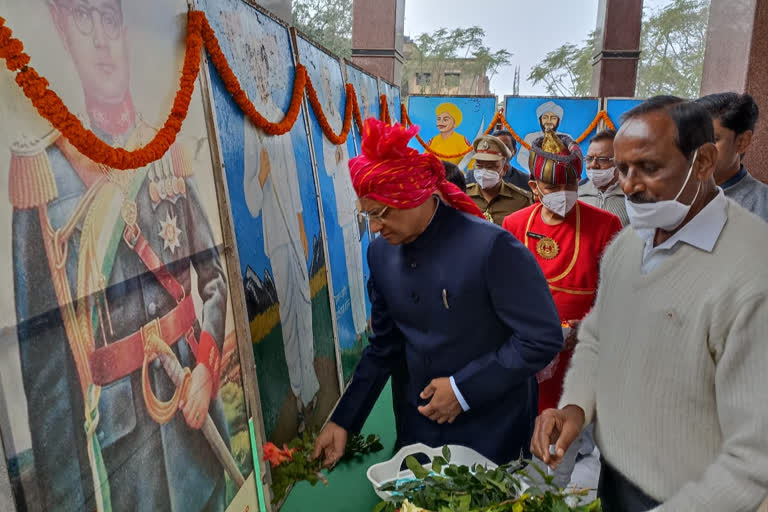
0 0 255 511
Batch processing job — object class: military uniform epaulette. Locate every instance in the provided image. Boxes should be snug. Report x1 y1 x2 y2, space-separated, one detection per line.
8 130 60 209
505 181 534 200
135 117 194 178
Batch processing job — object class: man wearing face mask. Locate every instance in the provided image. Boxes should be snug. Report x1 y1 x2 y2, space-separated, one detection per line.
502 132 621 487
466 135 533 225
531 96 768 511
579 130 630 226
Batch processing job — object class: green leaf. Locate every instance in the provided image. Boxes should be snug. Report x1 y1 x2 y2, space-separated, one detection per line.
372 501 392 512
442 445 451 463
406 455 430 480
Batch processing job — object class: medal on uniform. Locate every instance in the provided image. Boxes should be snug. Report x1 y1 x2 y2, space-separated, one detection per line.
164 178 174 198
483 210 493 222
121 199 138 227
527 231 560 260
158 211 182 255
536 237 559 259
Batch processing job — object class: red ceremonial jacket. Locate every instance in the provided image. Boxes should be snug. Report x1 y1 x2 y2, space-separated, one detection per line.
503 201 622 412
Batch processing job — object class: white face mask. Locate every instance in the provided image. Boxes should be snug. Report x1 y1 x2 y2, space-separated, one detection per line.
587 166 616 188
474 168 501 189
625 149 701 231
537 185 578 217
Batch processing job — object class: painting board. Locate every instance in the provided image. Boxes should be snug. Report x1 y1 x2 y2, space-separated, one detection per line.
197 0 341 449
504 96 601 178
0 0 260 509
295 33 373 384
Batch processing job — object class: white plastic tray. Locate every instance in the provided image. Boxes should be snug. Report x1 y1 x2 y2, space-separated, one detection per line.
367 443 498 501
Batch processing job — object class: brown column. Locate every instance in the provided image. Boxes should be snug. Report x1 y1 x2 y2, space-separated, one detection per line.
351 0 405 85
257 0 292 23
700 0 768 183
590 0 644 98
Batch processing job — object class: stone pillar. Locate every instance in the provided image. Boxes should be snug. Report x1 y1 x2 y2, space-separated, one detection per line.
700 0 768 183
351 0 405 85
590 0 644 98
257 0 292 23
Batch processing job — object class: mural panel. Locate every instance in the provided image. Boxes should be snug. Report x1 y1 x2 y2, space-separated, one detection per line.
344 62 381 155
379 79 402 124
406 95 497 167
605 98 645 131
504 96 601 177
199 0 341 444
0 0 258 510
296 36 372 384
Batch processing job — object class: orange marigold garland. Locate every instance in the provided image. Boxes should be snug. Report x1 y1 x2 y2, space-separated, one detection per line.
379 94 392 125
199 13 305 137
499 114 531 151
601 110 617 131
304 75 355 145
351 93 364 134
3 13 203 170
574 110 605 144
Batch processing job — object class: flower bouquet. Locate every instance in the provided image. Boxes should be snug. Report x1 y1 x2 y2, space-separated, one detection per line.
264 430 384 504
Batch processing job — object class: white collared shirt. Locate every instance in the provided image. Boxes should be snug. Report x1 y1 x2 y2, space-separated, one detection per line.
636 188 728 274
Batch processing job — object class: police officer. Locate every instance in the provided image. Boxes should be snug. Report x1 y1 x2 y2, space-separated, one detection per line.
466 135 533 225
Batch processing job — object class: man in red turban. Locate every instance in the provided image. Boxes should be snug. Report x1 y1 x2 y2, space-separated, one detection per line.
314 119 564 466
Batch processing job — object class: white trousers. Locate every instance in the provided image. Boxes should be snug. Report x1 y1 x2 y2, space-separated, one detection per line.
270 244 319 406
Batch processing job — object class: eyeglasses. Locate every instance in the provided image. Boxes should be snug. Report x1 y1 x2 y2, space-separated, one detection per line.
60 4 123 41
360 206 389 222
585 156 614 164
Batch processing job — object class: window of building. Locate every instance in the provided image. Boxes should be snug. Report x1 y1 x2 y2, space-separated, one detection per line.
415 72 432 85
444 72 461 88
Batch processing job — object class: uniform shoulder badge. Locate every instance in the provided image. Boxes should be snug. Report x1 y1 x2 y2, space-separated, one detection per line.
9 130 60 209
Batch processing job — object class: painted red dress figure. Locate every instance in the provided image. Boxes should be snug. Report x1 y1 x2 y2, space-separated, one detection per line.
503 132 622 413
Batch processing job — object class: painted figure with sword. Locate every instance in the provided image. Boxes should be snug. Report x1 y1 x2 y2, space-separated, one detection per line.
10 0 241 510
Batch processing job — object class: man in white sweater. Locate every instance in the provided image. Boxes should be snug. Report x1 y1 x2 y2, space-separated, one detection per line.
531 96 768 511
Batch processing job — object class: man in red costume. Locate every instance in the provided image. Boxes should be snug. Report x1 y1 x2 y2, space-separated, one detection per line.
503 132 621 486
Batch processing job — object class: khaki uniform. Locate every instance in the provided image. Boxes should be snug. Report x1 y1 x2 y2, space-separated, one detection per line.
467 182 532 225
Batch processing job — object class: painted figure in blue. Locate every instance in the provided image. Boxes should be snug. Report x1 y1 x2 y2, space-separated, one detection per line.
319 67 368 342
9 1 230 510
240 32 319 431
313 119 563 466
518 101 574 172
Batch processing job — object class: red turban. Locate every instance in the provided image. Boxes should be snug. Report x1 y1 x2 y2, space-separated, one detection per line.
349 118 484 218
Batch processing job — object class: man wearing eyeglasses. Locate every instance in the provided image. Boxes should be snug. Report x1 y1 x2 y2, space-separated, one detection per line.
579 130 630 226
313 119 563 468
8 1 230 510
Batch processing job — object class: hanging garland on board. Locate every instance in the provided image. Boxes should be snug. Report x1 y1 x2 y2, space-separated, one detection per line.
0 12 617 171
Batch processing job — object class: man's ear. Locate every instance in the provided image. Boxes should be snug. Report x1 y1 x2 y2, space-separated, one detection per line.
695 142 718 181
528 180 539 201
735 130 753 155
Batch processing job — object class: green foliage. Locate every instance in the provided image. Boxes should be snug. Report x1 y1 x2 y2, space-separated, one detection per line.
268 430 384 504
636 0 710 98
528 0 709 98
292 0 353 58
376 447 600 512
403 27 512 95
528 31 598 97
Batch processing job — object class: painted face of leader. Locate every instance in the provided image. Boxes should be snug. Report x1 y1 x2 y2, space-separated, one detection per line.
51 0 131 104
539 112 561 133
436 113 457 134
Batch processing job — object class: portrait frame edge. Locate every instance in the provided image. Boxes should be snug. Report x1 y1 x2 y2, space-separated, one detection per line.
190 0 275 508
290 25 348 398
